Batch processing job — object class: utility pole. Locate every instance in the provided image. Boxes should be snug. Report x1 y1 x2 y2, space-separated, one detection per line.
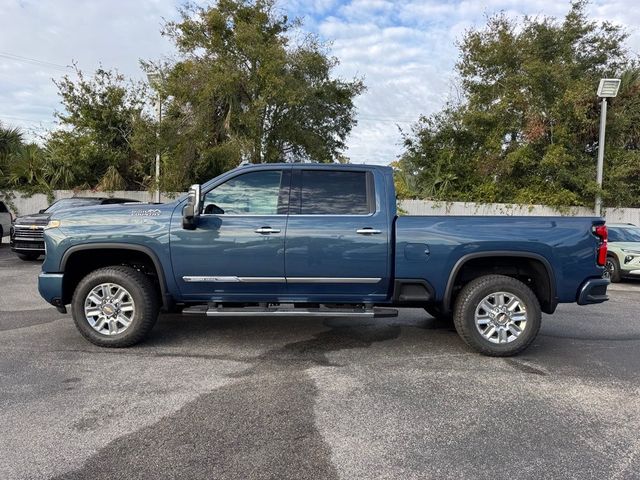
147 71 163 203
154 95 162 203
594 78 621 217
595 97 607 217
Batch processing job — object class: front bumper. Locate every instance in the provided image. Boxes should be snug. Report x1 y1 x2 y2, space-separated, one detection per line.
577 278 609 305
622 269 640 276
11 225 46 254
38 273 65 308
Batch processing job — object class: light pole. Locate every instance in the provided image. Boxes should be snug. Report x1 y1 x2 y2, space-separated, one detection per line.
595 78 621 217
147 72 162 203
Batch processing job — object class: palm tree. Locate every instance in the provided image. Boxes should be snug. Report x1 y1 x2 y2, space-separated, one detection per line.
8 143 46 189
0 123 23 183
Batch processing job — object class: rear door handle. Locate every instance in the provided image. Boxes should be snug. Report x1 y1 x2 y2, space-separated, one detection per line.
255 227 281 234
356 228 382 235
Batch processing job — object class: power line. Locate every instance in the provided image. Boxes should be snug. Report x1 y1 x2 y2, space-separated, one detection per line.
357 115 418 123
0 51 72 72
0 115 55 125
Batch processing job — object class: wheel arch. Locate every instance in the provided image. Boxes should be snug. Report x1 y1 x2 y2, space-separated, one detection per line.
443 251 557 315
60 243 171 310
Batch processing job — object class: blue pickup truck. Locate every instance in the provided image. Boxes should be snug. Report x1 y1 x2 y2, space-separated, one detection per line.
38 163 609 356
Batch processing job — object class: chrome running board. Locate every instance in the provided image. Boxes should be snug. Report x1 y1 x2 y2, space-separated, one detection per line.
182 303 398 318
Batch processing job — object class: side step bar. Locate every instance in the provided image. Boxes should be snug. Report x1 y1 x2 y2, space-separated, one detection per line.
183 304 398 318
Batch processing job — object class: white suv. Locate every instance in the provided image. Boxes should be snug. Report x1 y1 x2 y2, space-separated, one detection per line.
0 201 13 243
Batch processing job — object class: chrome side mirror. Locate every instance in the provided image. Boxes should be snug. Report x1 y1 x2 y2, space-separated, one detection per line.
182 184 201 230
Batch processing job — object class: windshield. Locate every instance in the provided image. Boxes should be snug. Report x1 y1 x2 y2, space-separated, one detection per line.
45 198 101 213
609 226 640 243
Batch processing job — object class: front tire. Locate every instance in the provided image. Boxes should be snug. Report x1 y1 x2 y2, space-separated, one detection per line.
604 255 621 283
17 252 40 261
453 275 541 357
71 266 159 347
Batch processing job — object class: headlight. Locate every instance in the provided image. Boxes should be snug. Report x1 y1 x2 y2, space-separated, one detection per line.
621 249 640 254
45 220 61 229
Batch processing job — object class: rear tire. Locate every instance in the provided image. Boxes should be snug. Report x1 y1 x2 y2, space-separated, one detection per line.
453 275 541 357
17 252 40 261
71 266 159 347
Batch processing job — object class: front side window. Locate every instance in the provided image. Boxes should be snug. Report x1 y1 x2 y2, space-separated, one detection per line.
0 202 7 213
299 170 371 215
203 170 283 215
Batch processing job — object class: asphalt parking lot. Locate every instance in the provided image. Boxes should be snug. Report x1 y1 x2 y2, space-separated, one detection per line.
1 243 640 480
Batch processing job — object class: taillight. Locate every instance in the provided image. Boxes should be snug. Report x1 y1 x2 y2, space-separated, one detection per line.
593 224 608 266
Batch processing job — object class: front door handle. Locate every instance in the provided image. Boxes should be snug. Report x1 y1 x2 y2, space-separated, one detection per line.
356 228 382 235
255 227 281 234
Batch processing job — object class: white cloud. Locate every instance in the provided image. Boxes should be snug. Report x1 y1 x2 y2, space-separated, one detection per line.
0 0 638 166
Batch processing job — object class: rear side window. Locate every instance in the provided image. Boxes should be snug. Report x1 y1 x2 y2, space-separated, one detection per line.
609 227 640 242
298 170 372 215
0 202 7 213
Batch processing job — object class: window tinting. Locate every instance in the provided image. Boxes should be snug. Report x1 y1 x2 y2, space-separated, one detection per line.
0 202 7 213
299 170 370 215
203 170 283 215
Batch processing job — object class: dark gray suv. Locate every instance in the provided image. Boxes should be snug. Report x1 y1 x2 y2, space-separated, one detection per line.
11 197 139 260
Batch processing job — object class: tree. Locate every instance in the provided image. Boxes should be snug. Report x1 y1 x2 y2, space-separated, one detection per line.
46 67 149 190
0 123 24 185
397 1 639 208
138 0 364 189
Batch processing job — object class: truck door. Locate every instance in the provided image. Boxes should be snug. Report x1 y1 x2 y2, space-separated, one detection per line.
171 168 290 300
284 168 390 302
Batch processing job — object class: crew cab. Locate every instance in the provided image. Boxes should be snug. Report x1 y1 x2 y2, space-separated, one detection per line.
38 163 609 356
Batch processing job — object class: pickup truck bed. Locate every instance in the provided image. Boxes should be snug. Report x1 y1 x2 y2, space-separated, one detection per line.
38 163 609 356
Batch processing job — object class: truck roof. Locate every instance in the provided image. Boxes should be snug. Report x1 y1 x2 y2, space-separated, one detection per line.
235 161 392 171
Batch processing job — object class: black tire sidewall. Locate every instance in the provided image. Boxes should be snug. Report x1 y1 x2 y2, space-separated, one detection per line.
17 252 40 261
72 267 158 347
454 275 541 356
606 255 621 283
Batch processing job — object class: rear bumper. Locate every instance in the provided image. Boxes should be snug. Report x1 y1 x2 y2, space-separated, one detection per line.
38 273 64 307
577 278 609 305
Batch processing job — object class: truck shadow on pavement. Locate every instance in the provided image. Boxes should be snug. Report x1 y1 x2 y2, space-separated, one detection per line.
55 319 408 480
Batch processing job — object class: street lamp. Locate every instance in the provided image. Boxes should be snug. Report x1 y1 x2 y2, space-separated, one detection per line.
594 78 621 217
147 72 163 203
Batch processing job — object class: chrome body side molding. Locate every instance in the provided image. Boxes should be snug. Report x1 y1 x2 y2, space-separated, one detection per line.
182 276 382 284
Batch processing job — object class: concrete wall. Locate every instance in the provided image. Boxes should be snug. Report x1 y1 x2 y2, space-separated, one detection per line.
5 190 640 225
399 199 639 224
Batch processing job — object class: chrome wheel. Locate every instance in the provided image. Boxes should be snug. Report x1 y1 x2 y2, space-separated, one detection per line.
474 291 527 344
84 283 135 335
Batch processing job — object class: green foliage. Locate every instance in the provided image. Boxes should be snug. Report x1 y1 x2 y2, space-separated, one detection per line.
24 0 363 194
135 0 364 189
0 123 24 186
396 1 640 208
47 67 149 190
0 123 51 198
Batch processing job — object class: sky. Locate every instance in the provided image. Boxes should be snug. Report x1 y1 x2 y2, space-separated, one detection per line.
1 0 639 166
